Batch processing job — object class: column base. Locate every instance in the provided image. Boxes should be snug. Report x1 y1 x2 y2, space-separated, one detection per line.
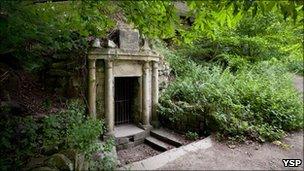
139 123 153 131
105 131 114 138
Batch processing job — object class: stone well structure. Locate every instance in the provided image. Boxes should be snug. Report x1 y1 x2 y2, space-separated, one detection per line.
87 28 165 147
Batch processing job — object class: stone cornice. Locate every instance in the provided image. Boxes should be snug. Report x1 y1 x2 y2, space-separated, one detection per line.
88 48 161 61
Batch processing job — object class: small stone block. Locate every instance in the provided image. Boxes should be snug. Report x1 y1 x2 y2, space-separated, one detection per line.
134 131 147 141
119 29 139 51
117 142 135 150
116 137 129 145
134 139 145 146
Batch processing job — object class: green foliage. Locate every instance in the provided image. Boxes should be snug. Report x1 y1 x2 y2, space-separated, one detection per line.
158 44 303 142
0 100 114 170
178 11 303 74
0 1 116 95
1 0 303 59
155 1 303 144
0 115 41 169
42 100 110 160
0 1 302 96
185 131 199 141
178 0 304 43
118 1 178 39
283 44 304 76
89 138 116 171
1 1 112 70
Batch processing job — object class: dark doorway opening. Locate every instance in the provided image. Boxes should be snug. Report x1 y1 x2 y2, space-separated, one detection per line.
114 77 137 125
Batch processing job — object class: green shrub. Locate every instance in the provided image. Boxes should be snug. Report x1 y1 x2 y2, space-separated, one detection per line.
175 12 303 75
0 115 41 169
156 11 303 142
42 100 104 154
158 48 303 142
0 100 114 170
284 46 304 76
185 131 199 140
43 100 115 169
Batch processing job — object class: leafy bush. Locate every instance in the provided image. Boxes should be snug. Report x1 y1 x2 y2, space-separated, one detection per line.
0 100 114 170
0 116 40 169
185 131 199 140
283 45 304 76
177 12 303 74
43 100 115 170
155 10 303 143
43 100 107 153
158 46 303 142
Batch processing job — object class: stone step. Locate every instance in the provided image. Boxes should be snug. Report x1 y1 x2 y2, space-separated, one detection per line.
145 136 174 152
150 129 183 147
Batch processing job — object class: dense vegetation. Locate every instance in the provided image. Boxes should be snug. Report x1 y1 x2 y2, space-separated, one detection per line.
0 1 302 93
0 0 303 170
158 11 303 142
0 100 115 170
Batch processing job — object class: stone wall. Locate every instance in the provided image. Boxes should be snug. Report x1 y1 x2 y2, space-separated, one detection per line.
158 58 171 93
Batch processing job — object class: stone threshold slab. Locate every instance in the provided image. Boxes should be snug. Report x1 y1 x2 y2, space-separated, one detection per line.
118 136 213 170
114 124 145 138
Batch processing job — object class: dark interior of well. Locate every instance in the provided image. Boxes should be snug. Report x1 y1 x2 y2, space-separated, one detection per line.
114 77 139 125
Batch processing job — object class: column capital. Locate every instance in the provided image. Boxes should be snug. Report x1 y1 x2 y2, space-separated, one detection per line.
152 61 158 69
88 59 96 69
143 61 150 70
105 60 113 69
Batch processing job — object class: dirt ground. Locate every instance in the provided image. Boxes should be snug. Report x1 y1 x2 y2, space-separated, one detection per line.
160 131 303 170
117 144 161 166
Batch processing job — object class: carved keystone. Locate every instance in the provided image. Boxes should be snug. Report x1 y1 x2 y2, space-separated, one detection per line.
119 28 139 52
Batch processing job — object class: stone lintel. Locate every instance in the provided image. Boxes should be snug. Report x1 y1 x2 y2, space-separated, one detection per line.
88 48 160 61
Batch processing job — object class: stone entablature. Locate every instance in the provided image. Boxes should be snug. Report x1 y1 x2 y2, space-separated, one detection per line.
89 48 160 61
87 28 161 136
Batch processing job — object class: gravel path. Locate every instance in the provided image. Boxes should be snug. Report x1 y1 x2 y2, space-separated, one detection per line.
117 144 161 166
160 132 303 170
293 75 303 95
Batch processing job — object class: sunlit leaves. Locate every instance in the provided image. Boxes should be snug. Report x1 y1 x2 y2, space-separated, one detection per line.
117 0 178 39
1 0 303 55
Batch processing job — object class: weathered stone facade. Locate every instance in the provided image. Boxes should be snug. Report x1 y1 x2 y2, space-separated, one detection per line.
158 59 171 92
87 27 166 139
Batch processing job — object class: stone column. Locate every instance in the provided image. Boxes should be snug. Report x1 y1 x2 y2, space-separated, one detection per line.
151 62 159 127
142 61 151 128
88 58 96 119
105 60 114 135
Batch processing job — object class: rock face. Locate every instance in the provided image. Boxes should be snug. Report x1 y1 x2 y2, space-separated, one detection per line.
25 156 48 171
59 149 87 171
32 166 57 171
46 153 73 171
158 59 171 92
